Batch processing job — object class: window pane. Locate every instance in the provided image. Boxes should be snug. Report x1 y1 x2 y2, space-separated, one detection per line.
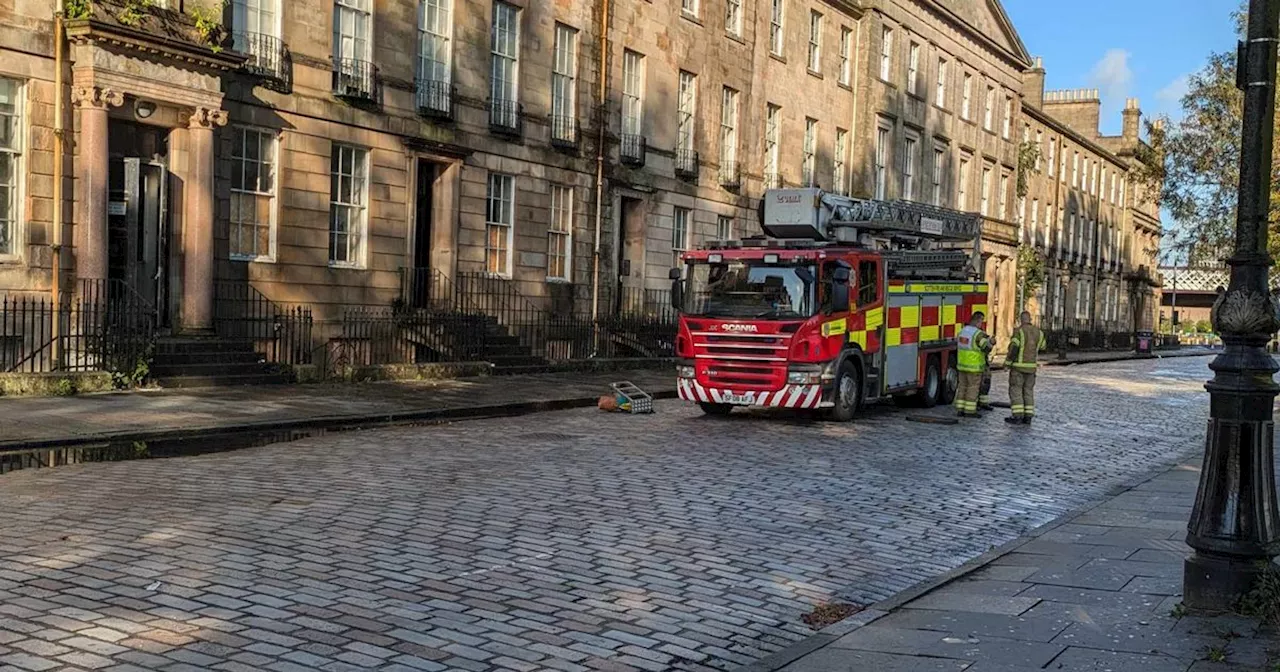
0 79 17 152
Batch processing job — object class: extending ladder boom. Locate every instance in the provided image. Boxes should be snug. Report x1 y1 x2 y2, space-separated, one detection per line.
761 188 983 245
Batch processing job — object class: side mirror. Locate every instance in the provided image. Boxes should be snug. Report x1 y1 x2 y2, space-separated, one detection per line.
830 267 850 313
669 268 683 311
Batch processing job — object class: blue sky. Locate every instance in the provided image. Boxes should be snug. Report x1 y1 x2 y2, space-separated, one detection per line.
1004 0 1239 134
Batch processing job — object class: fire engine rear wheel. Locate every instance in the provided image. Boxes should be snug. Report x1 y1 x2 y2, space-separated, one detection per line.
699 402 734 416
941 354 959 405
830 362 862 422
920 359 942 408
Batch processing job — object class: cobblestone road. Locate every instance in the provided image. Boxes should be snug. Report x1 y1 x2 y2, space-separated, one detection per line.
0 356 1212 672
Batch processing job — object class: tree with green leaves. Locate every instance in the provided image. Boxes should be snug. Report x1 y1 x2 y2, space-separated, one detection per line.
1135 4 1280 262
1015 244 1045 316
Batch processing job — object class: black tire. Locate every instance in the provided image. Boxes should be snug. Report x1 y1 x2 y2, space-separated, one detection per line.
920 358 942 408
699 402 734 416
829 361 862 422
941 353 959 406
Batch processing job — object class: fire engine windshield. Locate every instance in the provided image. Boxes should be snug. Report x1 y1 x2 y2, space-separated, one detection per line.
683 261 816 319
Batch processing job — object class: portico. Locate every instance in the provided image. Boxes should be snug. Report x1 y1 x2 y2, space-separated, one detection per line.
65 13 240 333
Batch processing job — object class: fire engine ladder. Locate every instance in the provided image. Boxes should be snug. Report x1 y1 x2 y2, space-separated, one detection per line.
821 194 983 278
821 194 983 243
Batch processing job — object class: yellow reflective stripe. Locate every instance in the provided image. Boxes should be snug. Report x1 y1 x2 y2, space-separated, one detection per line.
849 330 868 348
974 304 989 316
905 283 975 293
822 318 848 336
920 325 940 342
888 284 907 293
900 305 920 328
942 304 957 327
886 328 902 347
866 307 885 329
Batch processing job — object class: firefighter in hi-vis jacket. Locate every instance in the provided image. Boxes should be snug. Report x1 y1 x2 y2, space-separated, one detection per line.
955 312 992 418
1005 310 1048 425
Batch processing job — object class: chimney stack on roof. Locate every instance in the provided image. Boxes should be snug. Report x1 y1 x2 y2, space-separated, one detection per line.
1123 98 1143 140
1023 56 1047 108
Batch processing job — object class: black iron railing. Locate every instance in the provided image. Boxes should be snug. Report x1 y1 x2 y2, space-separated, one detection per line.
489 99 522 135
214 283 313 366
341 306 490 366
351 268 679 367
675 149 699 179
1040 326 1175 354
719 160 741 189
236 32 289 85
0 280 156 374
333 57 377 101
764 172 782 189
0 295 55 373
416 78 454 119
551 115 579 149
621 133 647 166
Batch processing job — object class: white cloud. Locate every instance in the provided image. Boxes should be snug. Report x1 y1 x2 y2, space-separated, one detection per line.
1088 49 1134 102
1155 74 1191 117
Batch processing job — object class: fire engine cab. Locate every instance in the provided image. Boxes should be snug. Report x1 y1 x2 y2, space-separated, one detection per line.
671 188 990 420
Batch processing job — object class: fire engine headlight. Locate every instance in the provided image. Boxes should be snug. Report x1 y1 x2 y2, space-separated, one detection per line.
787 369 822 385
677 365 696 379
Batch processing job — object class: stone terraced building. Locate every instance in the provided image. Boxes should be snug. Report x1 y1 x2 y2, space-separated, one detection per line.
0 0 1162 373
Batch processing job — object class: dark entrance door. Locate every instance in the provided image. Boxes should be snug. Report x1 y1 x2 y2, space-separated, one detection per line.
107 121 171 328
410 159 435 308
107 158 169 326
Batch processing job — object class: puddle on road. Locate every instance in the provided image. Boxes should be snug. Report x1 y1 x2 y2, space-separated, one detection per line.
0 428 321 476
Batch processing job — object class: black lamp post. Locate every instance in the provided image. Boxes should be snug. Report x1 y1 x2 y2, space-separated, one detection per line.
1184 0 1280 610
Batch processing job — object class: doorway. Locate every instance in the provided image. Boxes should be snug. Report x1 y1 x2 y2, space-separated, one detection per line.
107 120 171 327
616 196 646 314
411 159 436 308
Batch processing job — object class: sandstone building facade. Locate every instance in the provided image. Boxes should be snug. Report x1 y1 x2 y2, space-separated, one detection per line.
0 0 1162 367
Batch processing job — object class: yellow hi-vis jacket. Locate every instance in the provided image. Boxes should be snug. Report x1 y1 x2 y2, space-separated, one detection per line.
1007 324 1047 372
957 325 991 373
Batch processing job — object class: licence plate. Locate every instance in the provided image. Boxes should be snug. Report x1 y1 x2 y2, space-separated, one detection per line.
721 392 752 404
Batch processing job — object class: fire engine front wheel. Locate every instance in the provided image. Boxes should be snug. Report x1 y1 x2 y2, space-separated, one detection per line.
699 402 734 416
829 362 862 422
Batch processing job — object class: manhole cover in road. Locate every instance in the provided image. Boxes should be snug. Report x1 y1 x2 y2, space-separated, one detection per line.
514 432 585 443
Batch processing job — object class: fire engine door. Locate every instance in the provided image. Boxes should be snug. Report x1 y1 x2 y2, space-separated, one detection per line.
885 294 921 390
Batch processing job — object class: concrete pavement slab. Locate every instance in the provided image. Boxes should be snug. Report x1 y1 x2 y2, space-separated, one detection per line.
871 609 1072 643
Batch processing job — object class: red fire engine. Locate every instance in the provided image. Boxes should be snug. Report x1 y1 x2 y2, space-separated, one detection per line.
671 188 990 420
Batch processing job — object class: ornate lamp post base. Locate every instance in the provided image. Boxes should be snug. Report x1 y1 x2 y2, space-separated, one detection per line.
1184 309 1280 612
1183 0 1280 612
1185 554 1269 611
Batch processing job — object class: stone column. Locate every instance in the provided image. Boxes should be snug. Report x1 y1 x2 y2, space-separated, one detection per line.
181 107 227 334
71 86 123 289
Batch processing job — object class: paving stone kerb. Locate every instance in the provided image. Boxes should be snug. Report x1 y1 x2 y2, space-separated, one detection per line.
0 369 677 451
757 462 1279 672
0 356 1214 671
